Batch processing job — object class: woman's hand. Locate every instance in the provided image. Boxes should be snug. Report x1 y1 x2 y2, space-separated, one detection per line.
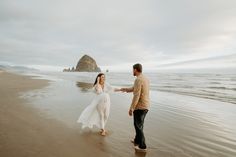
114 88 122 92
96 77 100 84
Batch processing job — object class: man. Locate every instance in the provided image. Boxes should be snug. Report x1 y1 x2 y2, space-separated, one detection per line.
121 63 150 152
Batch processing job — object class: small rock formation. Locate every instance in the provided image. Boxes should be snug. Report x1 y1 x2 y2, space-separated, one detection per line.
75 55 101 72
63 68 71 72
63 54 101 72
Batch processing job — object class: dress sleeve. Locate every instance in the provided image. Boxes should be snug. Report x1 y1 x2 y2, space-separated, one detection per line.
94 84 103 94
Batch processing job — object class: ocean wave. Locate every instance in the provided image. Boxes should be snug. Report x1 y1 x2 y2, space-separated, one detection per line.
208 86 236 91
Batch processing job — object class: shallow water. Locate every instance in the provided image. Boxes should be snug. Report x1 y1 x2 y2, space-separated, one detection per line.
22 71 236 104
19 72 236 157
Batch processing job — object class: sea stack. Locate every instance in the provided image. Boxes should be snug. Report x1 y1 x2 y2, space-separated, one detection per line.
75 55 101 72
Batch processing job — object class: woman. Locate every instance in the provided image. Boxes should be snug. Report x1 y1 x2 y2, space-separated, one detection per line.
77 73 120 136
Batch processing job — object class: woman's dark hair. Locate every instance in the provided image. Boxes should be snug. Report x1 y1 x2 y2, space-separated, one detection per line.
133 63 142 72
93 73 105 86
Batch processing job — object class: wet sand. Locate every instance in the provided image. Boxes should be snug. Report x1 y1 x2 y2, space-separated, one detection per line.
1 70 236 157
0 71 116 157
0 71 174 157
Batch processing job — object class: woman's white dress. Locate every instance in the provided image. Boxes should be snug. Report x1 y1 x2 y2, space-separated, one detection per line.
77 83 114 129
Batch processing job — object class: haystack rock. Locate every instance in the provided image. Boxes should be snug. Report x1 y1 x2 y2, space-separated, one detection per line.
75 55 101 72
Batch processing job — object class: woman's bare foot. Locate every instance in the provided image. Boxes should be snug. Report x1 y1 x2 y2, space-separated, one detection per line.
101 130 106 136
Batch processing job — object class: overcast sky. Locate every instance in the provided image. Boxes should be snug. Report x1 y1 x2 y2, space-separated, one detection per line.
0 0 236 72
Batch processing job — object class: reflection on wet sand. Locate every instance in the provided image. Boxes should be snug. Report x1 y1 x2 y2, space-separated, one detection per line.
21 75 236 157
135 151 147 157
76 81 93 92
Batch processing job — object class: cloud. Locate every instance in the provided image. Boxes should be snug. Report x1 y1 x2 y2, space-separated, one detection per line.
156 53 236 69
0 0 236 71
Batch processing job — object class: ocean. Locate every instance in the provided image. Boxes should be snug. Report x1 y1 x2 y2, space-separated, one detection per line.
22 70 236 104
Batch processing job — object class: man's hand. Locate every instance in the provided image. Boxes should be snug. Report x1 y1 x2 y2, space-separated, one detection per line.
129 109 133 116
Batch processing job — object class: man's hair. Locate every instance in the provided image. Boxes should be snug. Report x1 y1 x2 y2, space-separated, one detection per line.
133 63 142 72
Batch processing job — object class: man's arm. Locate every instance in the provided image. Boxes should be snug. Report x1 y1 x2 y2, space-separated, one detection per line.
129 79 142 115
120 87 134 93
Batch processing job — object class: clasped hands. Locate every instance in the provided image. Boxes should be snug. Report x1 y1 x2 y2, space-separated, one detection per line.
120 88 128 92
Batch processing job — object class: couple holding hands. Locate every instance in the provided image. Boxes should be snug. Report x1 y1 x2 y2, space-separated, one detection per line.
77 63 150 152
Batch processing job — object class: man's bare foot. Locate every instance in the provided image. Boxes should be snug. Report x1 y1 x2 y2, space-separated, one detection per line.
134 145 147 152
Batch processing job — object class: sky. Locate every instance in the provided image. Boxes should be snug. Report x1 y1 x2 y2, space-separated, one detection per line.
0 0 236 72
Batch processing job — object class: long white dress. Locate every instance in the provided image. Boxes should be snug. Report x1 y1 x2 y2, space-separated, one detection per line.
77 83 114 130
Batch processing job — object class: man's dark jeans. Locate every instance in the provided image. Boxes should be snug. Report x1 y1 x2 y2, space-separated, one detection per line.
133 109 148 149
